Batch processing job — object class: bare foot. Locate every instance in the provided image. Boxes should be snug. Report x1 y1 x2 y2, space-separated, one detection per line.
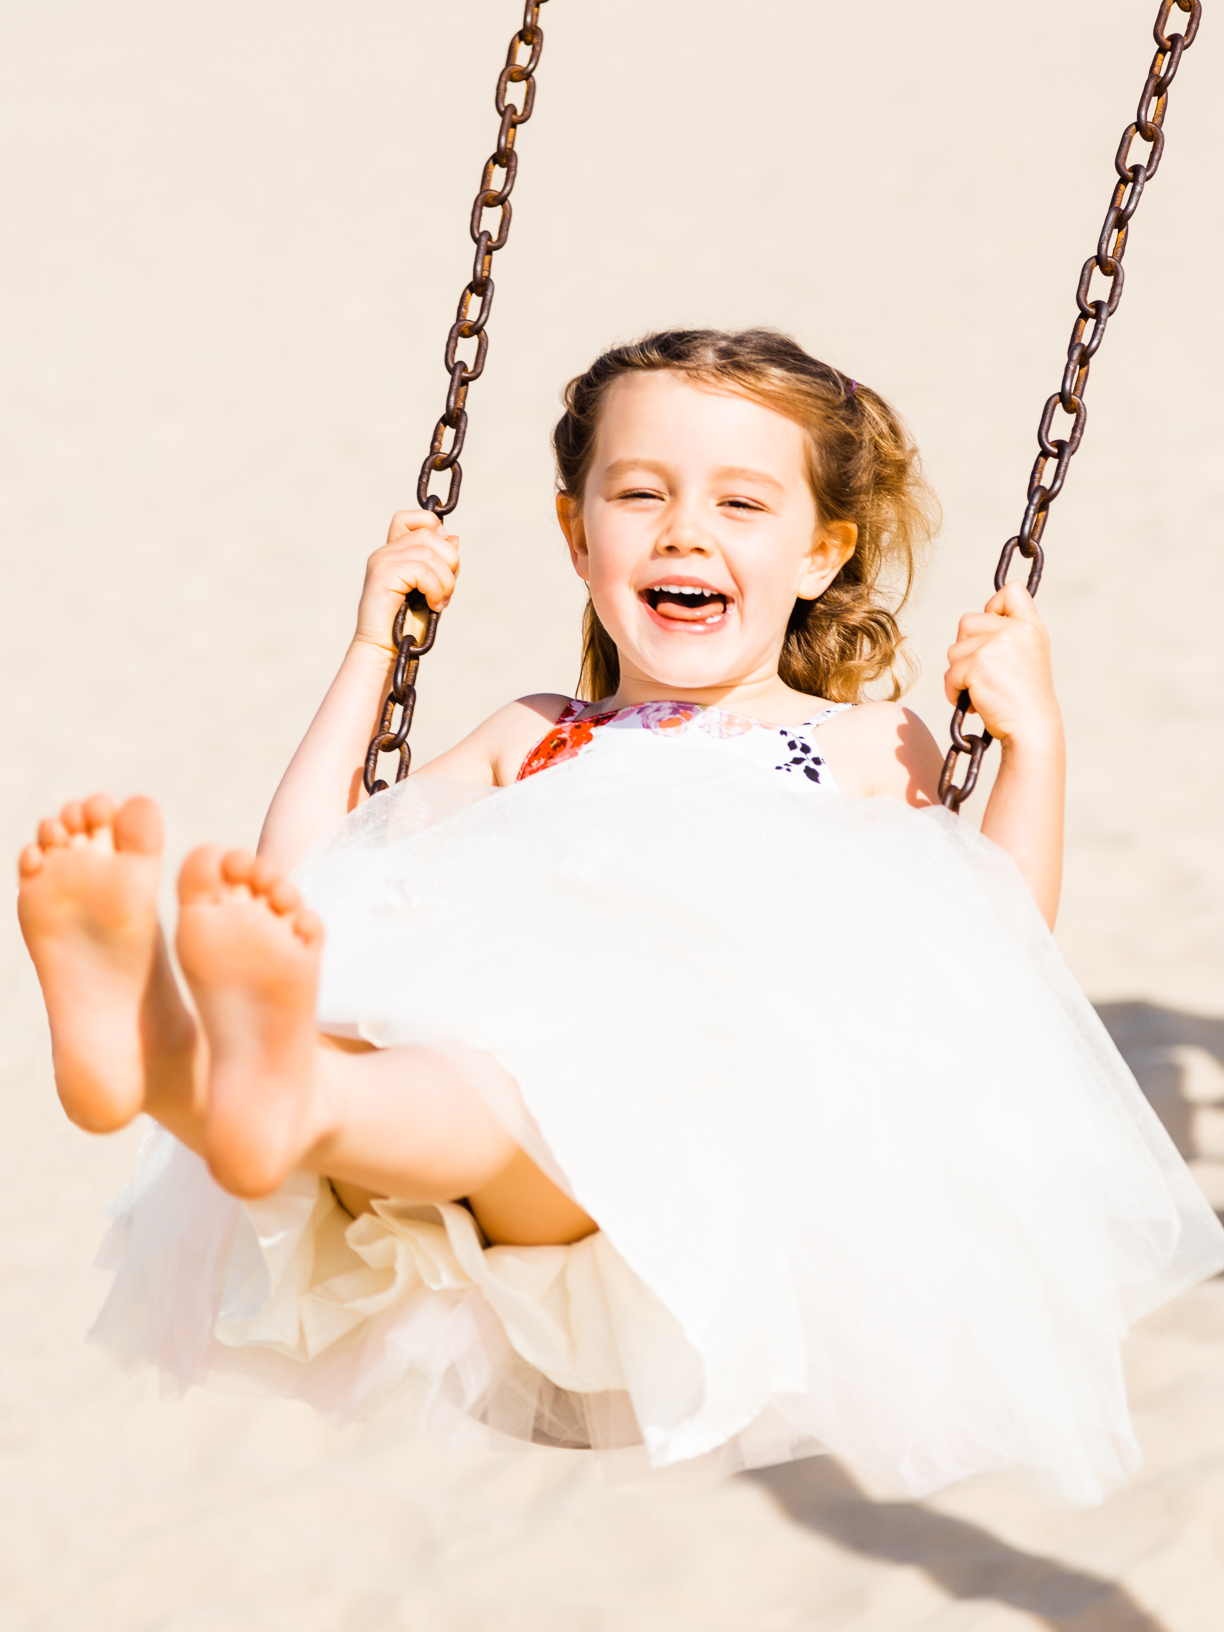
176 847 325 1198
17 793 189 1132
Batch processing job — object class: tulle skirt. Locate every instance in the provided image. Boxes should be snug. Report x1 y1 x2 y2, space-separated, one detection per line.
91 729 1224 1502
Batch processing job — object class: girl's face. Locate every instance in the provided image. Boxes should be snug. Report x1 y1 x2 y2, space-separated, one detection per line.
558 371 856 699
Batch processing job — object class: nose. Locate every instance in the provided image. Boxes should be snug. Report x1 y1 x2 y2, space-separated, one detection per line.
656 496 712 558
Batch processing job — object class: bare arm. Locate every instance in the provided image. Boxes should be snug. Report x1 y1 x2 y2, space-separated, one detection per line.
943 584 1065 927
257 510 463 872
818 585 1064 927
257 508 576 872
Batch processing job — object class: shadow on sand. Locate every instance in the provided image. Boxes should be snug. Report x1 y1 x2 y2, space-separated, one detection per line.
747 1457 1168 1631
742 1001 1224 1632
1097 1001 1224 1175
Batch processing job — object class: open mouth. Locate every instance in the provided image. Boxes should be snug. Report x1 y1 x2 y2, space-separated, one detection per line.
641 583 730 626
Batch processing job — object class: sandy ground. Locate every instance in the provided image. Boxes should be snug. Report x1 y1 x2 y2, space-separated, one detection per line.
2 2 1223 1627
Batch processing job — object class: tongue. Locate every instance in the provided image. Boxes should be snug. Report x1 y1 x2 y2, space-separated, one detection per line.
653 592 725 622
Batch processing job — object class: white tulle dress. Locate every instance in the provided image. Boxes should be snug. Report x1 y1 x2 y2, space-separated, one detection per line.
91 699 1224 1503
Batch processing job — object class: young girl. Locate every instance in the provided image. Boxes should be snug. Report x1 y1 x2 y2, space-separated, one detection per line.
18 329 1224 1502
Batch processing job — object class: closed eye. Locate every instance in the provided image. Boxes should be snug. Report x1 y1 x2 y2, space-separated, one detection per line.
721 497 766 512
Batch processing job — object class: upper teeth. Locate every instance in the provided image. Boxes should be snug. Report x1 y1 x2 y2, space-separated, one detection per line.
656 584 719 596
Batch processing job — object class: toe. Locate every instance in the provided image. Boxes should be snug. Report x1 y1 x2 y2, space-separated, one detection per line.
249 855 287 899
292 908 325 949
18 844 46 880
113 796 164 856
178 845 226 904
37 817 69 850
82 793 117 835
61 801 86 836
267 877 303 915
220 849 258 888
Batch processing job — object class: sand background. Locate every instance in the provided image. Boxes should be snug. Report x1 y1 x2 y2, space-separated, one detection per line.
2 2 1223 1627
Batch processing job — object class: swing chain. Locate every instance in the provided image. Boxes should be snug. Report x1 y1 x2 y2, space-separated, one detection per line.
364 0 549 796
938 0 1200 811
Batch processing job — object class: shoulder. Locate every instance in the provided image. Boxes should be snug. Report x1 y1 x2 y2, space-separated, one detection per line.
415 693 575 787
482 692 576 739
815 700 945 805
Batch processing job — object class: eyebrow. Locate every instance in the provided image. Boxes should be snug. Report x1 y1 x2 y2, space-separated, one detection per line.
603 459 787 495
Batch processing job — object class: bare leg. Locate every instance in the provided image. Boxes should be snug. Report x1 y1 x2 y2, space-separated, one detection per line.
312 1047 597 1244
19 800 593 1243
17 794 198 1132
176 846 596 1242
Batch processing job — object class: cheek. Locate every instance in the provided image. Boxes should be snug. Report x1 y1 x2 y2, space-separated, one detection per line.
588 566 637 633
582 520 636 596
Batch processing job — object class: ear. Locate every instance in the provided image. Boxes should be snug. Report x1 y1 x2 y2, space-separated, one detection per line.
797 520 857 601
556 493 589 581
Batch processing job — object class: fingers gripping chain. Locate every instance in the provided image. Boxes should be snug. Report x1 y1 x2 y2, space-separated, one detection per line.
364 1 550 797
939 0 1201 812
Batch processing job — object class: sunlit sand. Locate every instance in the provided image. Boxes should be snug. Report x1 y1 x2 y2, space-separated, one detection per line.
2 2 1221 1626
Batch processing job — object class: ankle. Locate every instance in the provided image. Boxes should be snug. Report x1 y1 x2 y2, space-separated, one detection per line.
298 1049 345 1166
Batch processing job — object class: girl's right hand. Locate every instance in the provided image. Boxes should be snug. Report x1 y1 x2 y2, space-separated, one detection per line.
354 510 461 655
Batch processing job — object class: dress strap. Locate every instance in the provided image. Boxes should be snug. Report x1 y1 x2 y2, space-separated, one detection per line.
517 698 602 782
801 703 854 729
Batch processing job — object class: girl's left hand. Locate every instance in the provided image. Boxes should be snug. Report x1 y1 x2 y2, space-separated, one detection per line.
944 584 1060 747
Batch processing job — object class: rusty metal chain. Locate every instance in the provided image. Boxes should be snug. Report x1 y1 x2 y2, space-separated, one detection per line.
364 0 550 795
939 0 1201 811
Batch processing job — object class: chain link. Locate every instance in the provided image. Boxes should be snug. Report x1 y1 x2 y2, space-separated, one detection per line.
939 0 1201 811
364 0 550 795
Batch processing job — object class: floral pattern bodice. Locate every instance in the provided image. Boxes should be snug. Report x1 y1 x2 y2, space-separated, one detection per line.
517 698 852 791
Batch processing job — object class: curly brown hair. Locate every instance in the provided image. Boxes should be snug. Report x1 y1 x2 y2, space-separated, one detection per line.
552 328 940 703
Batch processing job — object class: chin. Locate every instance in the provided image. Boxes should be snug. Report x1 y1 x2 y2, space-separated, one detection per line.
602 601 745 690
632 638 738 691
